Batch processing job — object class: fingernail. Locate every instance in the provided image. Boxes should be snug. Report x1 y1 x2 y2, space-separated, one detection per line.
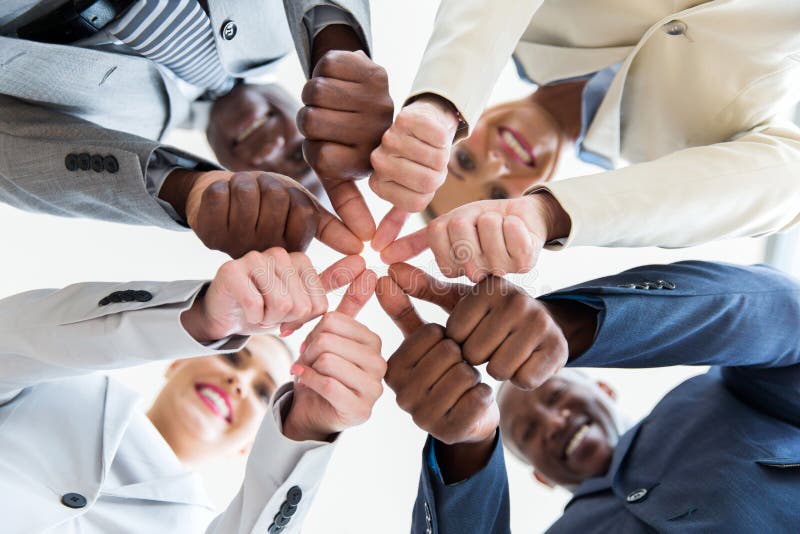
259 323 275 329
280 327 295 338
299 341 307 354
290 364 304 377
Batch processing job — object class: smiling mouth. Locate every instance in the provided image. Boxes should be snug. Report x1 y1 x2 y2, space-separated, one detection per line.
498 127 537 167
565 424 590 458
195 383 233 424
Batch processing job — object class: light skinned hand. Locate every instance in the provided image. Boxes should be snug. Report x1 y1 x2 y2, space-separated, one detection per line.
180 249 365 342
375 272 498 446
379 193 570 282
283 269 386 441
368 95 459 249
386 262 569 390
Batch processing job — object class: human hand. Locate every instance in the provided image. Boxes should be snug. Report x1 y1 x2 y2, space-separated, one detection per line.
207 84 311 178
376 271 498 446
283 269 385 441
163 169 363 257
299 50 394 242
379 192 570 282
180 250 365 342
386 263 569 390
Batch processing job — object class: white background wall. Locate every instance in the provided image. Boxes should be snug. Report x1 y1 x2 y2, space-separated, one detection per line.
0 1 770 532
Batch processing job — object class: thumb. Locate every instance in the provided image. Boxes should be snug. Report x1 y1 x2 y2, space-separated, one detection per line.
388 263 469 313
371 207 409 252
324 178 376 242
380 226 429 264
376 276 425 338
319 255 366 293
336 269 377 319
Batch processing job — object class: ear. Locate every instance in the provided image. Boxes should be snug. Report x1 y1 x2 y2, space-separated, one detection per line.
533 470 555 488
596 380 617 401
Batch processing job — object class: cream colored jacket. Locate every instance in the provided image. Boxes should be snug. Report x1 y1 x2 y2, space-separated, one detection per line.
0 280 333 533
410 0 800 248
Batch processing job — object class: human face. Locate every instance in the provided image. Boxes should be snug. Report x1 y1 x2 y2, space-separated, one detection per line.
498 373 620 487
148 335 292 463
428 96 564 216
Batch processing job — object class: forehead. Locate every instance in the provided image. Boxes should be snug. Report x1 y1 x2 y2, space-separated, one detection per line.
241 336 293 384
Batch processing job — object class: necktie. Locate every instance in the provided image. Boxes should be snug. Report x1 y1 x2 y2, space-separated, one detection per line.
106 0 234 96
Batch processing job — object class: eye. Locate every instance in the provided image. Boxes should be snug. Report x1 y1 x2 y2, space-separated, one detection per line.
522 422 536 443
256 384 272 405
547 387 564 406
456 149 476 171
223 353 242 366
489 185 508 200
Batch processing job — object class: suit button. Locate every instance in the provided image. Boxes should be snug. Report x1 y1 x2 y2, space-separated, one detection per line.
633 283 649 290
65 154 79 171
133 290 153 302
626 488 648 503
617 284 638 289
103 155 119 173
220 20 237 40
267 524 284 534
98 297 111 306
280 501 297 517
61 492 87 508
78 153 91 171
286 486 302 506
120 290 136 302
658 280 676 290
91 154 104 173
643 281 662 290
663 20 687 36
273 512 291 527
109 292 123 303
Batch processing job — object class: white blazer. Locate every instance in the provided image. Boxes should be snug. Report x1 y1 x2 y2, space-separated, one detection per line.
410 0 800 249
0 280 335 534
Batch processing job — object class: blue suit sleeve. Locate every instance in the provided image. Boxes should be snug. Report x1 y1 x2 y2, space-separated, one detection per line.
542 261 800 424
411 433 510 534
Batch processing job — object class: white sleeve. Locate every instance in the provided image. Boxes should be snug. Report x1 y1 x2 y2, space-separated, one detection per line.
206 383 337 534
0 280 248 400
408 0 543 133
531 122 800 249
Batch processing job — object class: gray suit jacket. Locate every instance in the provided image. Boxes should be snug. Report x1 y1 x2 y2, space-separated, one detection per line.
0 0 370 230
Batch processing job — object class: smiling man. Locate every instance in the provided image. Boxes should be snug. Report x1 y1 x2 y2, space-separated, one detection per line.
376 260 800 532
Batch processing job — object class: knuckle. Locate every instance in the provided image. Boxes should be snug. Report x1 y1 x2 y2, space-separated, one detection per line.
486 359 513 382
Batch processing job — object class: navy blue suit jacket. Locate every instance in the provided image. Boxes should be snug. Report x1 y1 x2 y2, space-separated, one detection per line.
412 262 800 533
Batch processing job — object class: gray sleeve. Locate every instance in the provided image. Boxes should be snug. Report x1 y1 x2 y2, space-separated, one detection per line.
0 95 216 230
283 0 372 77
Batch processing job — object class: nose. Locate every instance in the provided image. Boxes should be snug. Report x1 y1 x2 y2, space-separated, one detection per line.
227 367 257 398
485 149 509 178
544 408 571 443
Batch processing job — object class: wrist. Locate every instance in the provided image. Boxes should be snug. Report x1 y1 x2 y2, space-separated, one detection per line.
407 93 460 132
159 168 203 222
528 191 571 242
434 430 497 484
180 291 214 343
541 299 597 360
283 393 336 442
311 24 364 69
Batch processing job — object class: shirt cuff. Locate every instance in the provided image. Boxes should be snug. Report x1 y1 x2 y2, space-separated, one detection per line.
304 5 367 45
145 148 210 226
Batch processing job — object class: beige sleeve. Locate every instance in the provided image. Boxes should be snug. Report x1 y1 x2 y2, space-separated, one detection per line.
408 0 543 133
529 122 800 249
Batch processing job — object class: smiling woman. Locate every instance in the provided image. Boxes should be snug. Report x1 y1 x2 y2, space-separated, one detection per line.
146 335 293 465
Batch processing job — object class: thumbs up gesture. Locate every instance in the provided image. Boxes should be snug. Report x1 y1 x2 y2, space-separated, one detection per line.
380 263 571 391
376 265 498 447
283 269 386 442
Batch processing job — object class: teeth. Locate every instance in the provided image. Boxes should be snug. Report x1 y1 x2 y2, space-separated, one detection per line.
199 387 231 420
566 424 590 457
502 130 532 163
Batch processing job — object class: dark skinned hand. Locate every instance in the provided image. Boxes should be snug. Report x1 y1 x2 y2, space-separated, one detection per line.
299 49 394 242
384 263 573 390
159 169 363 258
